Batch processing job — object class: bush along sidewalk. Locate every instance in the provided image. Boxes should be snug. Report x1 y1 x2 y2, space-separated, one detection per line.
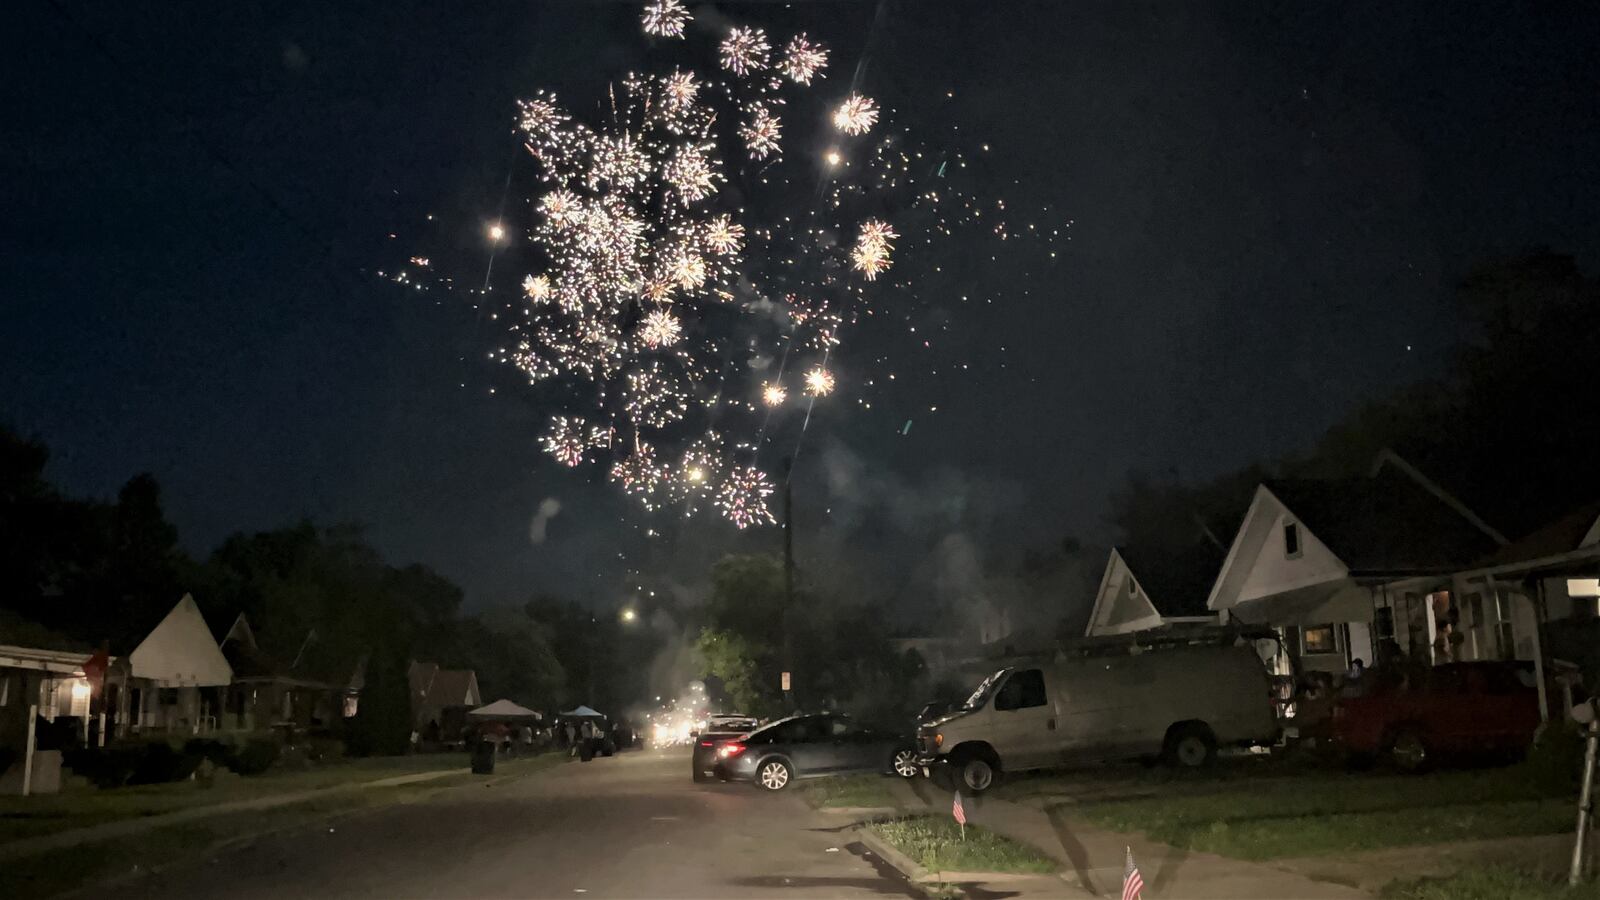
865 815 1057 880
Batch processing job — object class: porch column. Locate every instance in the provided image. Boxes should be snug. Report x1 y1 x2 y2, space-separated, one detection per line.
1532 578 1552 723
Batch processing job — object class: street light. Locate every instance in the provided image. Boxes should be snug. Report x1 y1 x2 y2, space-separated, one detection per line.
620 608 638 624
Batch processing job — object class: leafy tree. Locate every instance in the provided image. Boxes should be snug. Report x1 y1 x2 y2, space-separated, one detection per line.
694 627 780 718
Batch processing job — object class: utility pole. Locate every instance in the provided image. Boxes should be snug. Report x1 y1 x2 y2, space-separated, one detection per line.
782 457 796 712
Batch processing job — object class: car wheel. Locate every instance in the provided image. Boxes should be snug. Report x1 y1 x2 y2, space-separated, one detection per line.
757 758 793 791
1165 723 1217 768
959 755 996 793
892 748 919 778
692 769 709 784
1389 728 1428 773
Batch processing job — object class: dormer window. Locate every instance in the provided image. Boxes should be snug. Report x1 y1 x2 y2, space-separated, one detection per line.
1128 579 1140 599
1284 521 1302 559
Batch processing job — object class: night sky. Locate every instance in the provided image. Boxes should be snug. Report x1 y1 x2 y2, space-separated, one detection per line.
6 1 1598 615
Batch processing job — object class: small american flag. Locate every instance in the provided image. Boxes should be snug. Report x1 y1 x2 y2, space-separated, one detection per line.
1122 846 1145 900
952 791 967 826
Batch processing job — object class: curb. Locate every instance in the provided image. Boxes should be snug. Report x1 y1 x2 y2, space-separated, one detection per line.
819 805 900 817
853 823 1064 888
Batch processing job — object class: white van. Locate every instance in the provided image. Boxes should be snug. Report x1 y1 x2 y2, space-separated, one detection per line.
916 641 1278 792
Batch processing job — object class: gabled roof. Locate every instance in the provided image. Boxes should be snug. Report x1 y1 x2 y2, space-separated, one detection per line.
1467 500 1600 571
1118 541 1225 618
128 594 233 687
1263 468 1503 576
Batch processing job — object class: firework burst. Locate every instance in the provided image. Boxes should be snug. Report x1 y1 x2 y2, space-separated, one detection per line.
662 142 722 204
641 0 690 38
703 214 745 255
639 309 682 348
542 417 588 467
718 465 777 529
739 106 783 159
719 27 771 76
832 94 879 135
522 274 553 302
779 34 829 84
803 367 836 397
762 382 788 406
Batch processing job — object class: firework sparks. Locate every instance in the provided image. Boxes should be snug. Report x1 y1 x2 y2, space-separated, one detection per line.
662 142 722 204
832 94 879 135
779 34 829 84
718 465 777 529
851 218 898 280
611 442 664 501
803 367 836 397
625 362 690 428
719 27 771 76
639 309 682 348
662 70 698 111
703 214 745 255
739 106 783 159
762 382 787 406
542 417 588 467
641 0 690 38
522 274 553 302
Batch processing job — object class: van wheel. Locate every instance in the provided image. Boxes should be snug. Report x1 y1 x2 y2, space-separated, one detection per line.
1165 723 1217 768
955 752 998 793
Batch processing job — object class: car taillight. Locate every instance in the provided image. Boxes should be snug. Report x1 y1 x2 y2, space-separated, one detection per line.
718 742 746 759
699 741 714 747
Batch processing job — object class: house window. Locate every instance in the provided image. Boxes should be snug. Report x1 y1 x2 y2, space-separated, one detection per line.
159 688 180 706
1127 579 1140 599
0 674 10 706
1284 522 1302 559
1494 592 1511 623
1464 593 1484 629
1301 624 1338 655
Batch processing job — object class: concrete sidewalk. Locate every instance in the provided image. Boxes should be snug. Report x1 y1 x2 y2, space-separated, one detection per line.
887 778 1367 898
0 766 471 862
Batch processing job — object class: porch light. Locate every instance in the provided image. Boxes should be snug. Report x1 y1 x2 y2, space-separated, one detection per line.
70 680 91 702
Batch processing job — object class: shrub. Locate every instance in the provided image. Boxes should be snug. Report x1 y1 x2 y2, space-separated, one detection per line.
128 740 201 785
227 738 280 776
1520 724 1586 795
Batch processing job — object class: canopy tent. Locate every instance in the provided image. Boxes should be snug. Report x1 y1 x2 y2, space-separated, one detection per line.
560 705 605 719
467 699 542 721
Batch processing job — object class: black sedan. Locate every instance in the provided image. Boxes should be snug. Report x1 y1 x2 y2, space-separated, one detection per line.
714 713 918 791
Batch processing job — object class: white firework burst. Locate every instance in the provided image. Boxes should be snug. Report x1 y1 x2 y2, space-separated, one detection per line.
671 251 708 289
718 466 777 529
590 133 651 189
611 442 664 501
703 215 745 255
851 218 898 280
539 189 583 228
719 27 771 76
779 34 829 84
762 383 787 406
542 417 587 467
739 106 783 159
625 363 690 428
832 94 879 136
522 274 553 302
516 93 569 138
803 367 836 397
662 70 699 111
639 309 682 348
662 143 721 204
641 0 690 38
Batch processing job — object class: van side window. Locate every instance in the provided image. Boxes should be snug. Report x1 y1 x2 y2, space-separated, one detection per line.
994 669 1048 710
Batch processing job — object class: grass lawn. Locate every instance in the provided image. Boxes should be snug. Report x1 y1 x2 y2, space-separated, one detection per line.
1056 764 1575 860
797 774 900 809
1382 866 1600 900
0 752 511 844
868 815 1057 876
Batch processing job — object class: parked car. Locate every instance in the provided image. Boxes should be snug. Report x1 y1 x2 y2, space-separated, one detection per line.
916 700 956 724
691 714 760 784
715 713 918 791
1330 660 1542 772
917 641 1279 792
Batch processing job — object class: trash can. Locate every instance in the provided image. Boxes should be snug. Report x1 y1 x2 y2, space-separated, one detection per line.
471 739 497 775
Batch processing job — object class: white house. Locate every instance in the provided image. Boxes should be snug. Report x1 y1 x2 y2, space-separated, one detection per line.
1207 464 1505 674
118 594 233 734
1084 544 1223 637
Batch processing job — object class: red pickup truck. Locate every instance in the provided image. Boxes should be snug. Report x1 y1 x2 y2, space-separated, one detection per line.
1331 661 1542 772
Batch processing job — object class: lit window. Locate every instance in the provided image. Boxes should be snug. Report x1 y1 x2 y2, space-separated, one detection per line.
1301 624 1337 654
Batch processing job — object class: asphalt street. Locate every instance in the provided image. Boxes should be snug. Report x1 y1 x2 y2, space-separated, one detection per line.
117 749 924 899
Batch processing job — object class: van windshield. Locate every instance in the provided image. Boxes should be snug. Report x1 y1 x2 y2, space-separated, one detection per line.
962 668 1011 710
